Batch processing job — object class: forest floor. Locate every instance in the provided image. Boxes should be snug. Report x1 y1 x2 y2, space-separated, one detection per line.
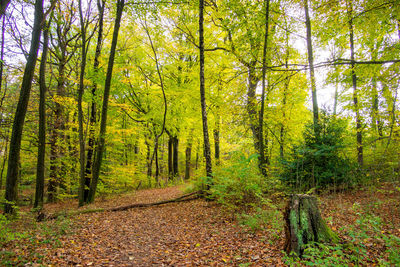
1 182 400 266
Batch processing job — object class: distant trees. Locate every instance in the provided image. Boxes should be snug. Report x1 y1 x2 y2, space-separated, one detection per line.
1 0 399 212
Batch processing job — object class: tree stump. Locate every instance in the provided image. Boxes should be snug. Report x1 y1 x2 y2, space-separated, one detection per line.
284 194 338 257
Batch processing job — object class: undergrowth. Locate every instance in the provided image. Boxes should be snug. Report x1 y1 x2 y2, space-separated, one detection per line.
0 213 72 265
284 202 400 266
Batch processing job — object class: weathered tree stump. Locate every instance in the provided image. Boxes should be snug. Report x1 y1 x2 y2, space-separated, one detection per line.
284 194 338 257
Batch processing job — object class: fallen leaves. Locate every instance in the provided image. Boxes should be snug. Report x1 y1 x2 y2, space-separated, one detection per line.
3 183 400 266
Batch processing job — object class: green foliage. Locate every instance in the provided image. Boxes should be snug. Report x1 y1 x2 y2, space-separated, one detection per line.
0 214 26 246
208 152 266 213
284 202 400 266
238 205 283 240
280 112 356 191
0 214 71 265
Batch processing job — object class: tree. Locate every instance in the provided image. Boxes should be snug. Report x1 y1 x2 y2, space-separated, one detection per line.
34 17 50 209
258 0 270 176
199 0 212 186
77 0 88 206
87 0 125 203
84 0 105 203
347 0 363 167
4 0 44 214
304 0 318 129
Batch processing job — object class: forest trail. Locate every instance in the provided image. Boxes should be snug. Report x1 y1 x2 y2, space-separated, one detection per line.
30 186 285 266
5 183 400 266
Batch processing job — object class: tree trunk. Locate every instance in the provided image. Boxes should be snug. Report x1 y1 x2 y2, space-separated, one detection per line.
146 140 152 182
259 0 270 176
348 0 363 166
172 136 178 178
77 0 88 207
199 0 212 186
304 0 319 129
34 19 50 209
280 27 290 159
84 0 105 203
168 134 173 180
0 15 5 107
4 0 43 214
284 194 338 257
247 63 260 154
214 81 221 165
87 0 125 203
185 136 192 180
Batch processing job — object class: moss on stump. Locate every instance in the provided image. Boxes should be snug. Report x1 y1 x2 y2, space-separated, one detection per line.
284 194 339 257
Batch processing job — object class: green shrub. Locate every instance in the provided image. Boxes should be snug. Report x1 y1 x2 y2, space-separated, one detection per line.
238 205 283 240
280 112 356 191
209 152 265 213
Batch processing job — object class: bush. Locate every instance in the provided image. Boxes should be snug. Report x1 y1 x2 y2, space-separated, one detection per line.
280 112 356 191
208 152 266 213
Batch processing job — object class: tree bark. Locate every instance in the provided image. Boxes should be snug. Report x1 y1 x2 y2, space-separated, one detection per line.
304 0 319 129
185 134 192 180
34 19 50 209
259 0 270 176
84 0 105 203
247 63 260 154
347 0 363 166
172 136 178 178
0 15 5 107
78 0 87 207
4 0 43 214
168 134 173 180
199 0 213 186
284 194 338 257
87 0 125 203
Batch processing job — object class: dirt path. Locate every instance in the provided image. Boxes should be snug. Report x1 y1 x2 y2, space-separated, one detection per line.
36 186 285 266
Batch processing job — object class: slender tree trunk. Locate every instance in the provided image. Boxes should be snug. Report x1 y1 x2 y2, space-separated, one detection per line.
155 143 159 186
146 140 152 179
0 15 5 106
199 0 212 185
49 62 66 202
0 129 9 190
84 0 105 203
247 63 260 153
173 136 178 178
304 0 319 129
4 0 43 214
214 82 221 165
213 128 219 163
195 140 199 170
259 0 270 176
281 26 290 159
78 0 87 207
348 0 363 166
34 20 50 209
87 0 125 203
185 140 192 180
168 135 173 180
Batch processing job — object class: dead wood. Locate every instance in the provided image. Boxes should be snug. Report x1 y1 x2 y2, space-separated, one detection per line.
284 194 339 257
41 191 200 221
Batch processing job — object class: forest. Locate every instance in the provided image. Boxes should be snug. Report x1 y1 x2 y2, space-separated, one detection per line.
0 0 399 265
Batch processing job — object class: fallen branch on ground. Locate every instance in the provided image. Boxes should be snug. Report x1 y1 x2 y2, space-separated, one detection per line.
41 191 200 221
